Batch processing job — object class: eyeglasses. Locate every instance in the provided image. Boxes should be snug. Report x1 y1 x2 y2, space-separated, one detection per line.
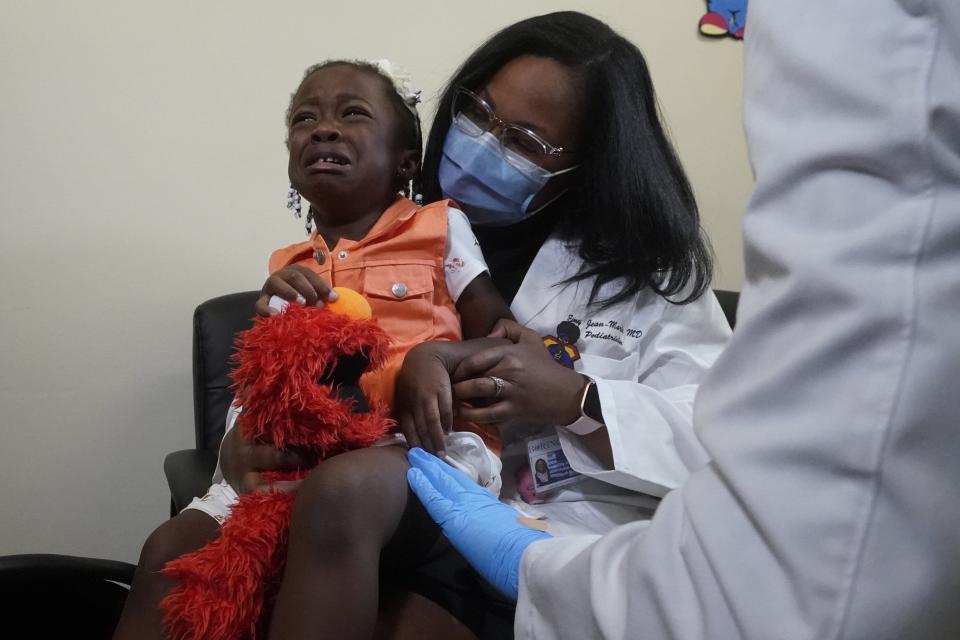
450 87 574 168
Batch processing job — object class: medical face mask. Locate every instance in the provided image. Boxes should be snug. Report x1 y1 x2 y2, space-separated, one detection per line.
438 116 577 226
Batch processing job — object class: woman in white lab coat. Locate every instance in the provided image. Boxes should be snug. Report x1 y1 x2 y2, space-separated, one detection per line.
235 10 729 538
408 10 731 537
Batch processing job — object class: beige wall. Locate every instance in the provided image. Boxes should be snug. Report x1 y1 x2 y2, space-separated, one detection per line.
0 1 750 562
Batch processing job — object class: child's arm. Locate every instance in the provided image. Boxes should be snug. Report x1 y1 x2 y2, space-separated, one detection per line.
455 272 514 339
444 205 514 339
395 337 509 456
395 205 515 452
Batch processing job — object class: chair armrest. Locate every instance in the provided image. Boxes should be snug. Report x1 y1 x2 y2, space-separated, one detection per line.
0 554 135 585
713 289 740 329
0 554 137 637
164 449 219 515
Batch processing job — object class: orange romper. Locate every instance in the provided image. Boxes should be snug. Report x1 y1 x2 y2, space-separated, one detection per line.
268 197 500 454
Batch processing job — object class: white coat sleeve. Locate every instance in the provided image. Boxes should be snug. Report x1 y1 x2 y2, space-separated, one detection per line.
557 292 731 497
516 2 960 638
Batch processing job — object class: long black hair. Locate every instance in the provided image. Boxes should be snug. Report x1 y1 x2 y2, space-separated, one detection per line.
421 11 713 307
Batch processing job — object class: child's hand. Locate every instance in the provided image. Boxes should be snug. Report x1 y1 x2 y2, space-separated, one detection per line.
255 265 338 317
486 318 541 345
395 343 455 457
220 424 314 494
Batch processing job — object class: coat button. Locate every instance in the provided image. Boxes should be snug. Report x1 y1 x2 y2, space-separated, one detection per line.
391 282 408 298
337 250 349 260
314 249 325 265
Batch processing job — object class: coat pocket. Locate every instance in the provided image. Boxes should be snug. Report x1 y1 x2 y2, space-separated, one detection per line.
576 350 639 381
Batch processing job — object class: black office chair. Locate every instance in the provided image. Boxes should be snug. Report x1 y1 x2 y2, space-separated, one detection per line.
164 291 259 515
0 554 136 639
714 288 739 329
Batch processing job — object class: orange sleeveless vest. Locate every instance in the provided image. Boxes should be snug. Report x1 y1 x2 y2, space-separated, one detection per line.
268 197 500 452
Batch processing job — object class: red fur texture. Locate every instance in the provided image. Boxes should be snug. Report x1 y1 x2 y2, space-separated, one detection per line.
161 304 393 640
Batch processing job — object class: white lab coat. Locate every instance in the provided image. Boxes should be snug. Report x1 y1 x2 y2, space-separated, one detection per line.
499 233 731 536
515 2 960 638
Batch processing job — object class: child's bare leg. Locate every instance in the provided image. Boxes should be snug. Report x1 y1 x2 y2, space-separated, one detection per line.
112 509 220 640
269 446 438 640
374 590 479 640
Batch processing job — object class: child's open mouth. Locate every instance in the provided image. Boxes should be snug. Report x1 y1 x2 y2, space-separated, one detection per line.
305 151 351 171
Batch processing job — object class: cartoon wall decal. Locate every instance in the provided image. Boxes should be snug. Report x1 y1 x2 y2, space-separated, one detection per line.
699 0 748 40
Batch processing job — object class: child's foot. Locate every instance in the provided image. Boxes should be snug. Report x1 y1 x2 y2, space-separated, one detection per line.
699 11 729 37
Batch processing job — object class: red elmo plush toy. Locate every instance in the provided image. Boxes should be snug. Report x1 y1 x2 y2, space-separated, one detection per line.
160 288 392 640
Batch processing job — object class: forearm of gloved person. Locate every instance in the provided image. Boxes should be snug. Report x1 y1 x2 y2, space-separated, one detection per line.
406 447 551 600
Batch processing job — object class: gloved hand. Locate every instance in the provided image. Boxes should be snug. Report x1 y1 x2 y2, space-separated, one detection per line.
406 447 552 600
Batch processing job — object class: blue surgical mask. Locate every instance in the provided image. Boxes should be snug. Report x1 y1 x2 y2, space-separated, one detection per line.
438 116 577 226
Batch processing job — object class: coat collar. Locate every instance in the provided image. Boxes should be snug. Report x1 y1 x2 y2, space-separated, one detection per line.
510 232 583 326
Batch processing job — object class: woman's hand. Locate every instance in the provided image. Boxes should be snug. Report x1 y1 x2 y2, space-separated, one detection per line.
254 265 338 317
219 421 314 494
452 320 589 430
395 343 455 457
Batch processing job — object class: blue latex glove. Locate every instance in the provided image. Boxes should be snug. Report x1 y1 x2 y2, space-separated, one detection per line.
406 447 552 600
